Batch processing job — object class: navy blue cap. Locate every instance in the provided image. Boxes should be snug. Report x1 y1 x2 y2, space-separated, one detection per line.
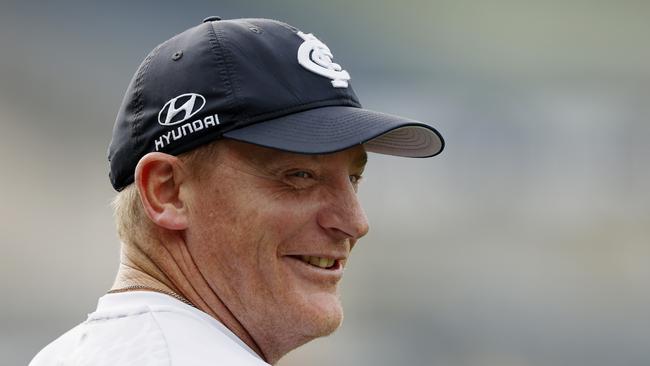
108 17 444 191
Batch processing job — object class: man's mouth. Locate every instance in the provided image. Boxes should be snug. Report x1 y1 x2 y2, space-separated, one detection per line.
295 255 337 269
284 254 345 283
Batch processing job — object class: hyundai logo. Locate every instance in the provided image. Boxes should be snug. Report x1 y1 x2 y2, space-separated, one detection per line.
158 93 206 126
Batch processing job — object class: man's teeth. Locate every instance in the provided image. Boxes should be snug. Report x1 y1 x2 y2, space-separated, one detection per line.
300 255 335 269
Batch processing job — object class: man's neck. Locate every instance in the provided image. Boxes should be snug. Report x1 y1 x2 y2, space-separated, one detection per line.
111 240 268 362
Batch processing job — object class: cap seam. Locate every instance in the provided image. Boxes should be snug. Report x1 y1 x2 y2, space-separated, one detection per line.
131 44 162 147
207 22 239 118
218 28 246 119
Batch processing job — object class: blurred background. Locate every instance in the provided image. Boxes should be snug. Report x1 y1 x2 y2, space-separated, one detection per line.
2 0 649 365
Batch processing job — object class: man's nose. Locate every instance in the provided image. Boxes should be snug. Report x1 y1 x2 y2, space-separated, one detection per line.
317 180 370 242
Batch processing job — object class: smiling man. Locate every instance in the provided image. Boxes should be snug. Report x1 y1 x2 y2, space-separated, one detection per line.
30 17 443 365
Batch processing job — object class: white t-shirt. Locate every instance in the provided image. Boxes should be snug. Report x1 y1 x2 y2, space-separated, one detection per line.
30 291 270 366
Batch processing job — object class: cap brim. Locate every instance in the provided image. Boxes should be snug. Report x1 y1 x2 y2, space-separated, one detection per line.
222 106 444 157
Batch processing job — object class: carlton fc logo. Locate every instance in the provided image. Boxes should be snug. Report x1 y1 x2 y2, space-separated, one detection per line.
297 31 350 88
158 93 206 126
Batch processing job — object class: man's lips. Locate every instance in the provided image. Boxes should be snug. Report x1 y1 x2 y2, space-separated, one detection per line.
285 251 347 268
293 255 338 269
283 254 346 282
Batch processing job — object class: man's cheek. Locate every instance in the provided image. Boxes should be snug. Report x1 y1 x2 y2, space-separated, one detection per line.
268 206 315 236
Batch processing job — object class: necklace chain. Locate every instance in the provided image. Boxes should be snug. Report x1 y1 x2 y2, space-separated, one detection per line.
107 285 196 308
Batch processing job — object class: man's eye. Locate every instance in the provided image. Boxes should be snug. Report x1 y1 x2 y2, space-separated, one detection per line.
290 171 313 179
349 175 363 184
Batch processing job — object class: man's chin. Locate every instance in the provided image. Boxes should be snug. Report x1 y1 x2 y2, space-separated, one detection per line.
300 293 344 338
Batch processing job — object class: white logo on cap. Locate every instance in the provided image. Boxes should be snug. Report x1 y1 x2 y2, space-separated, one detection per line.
158 93 206 126
297 31 350 88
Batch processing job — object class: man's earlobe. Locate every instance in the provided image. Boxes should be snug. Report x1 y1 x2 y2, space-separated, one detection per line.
135 152 189 230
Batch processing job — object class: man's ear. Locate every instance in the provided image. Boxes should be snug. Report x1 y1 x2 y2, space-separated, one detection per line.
135 152 190 230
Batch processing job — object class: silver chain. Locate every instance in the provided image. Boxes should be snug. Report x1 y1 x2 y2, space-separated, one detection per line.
107 285 196 308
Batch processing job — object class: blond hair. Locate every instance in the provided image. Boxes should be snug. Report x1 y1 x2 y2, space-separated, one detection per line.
111 142 220 245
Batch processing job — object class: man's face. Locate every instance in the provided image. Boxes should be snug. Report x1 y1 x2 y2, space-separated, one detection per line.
184 140 369 350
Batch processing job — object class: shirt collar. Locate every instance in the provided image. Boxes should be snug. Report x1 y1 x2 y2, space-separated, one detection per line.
97 291 264 361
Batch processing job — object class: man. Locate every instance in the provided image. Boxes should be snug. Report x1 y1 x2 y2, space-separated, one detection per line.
30 16 444 365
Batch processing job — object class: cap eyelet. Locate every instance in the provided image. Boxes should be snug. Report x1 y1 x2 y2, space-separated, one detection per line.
249 26 262 34
172 51 183 61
